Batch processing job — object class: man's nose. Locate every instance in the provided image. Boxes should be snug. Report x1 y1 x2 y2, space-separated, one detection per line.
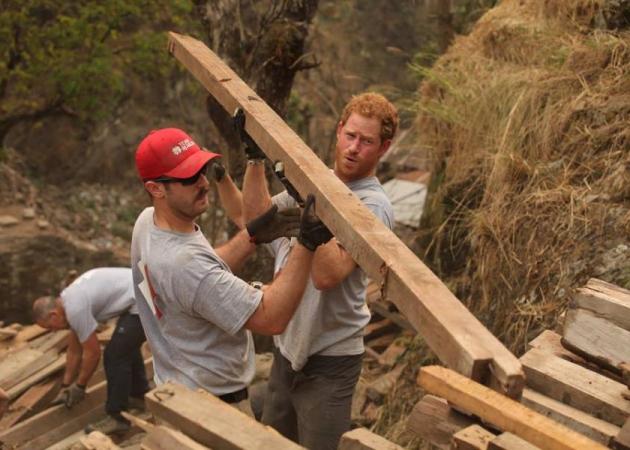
198 172 210 187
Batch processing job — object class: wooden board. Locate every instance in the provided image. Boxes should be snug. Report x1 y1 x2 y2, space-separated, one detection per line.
417 365 607 450
0 377 61 430
338 428 404 450
166 31 523 397
521 388 619 446
520 348 630 426
614 418 630 450
0 348 57 390
572 279 630 331
406 395 474 449
562 308 630 374
146 381 304 449
81 431 122 450
488 432 540 450
452 424 495 449
6 354 64 400
142 425 210 450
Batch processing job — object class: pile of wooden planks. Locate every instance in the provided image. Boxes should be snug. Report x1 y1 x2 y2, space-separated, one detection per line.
406 278 630 449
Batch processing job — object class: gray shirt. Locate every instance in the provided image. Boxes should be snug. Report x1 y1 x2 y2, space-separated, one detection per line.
61 267 137 343
130 207 262 395
270 176 394 370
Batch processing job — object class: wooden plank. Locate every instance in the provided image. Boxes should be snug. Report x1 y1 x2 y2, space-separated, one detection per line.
338 428 404 450
81 431 122 450
0 357 153 450
488 432 540 450
572 279 630 331
30 329 70 354
562 308 630 374
0 348 57 390
406 395 474 449
366 363 406 403
417 365 607 450
142 425 212 450
452 424 495 449
6 354 64 400
520 348 630 426
614 418 630 450
0 377 61 430
521 388 619 446
166 31 524 398
146 381 304 449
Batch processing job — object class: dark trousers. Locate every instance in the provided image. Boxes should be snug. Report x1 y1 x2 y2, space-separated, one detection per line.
104 313 149 417
262 346 363 450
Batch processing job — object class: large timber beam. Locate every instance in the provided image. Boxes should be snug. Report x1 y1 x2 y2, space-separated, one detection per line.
166 32 523 397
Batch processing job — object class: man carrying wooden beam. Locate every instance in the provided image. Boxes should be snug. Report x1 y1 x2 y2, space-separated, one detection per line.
32 267 149 435
240 92 397 450
131 128 332 416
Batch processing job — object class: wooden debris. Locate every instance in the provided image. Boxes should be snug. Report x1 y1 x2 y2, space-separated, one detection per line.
6 354 64 400
521 388 619 446
452 424 495 449
364 319 396 341
614 418 630 450
351 378 369 423
366 363 407 404
30 329 70 353
488 432 540 450
378 341 407 367
0 377 61 430
417 365 607 450
520 348 630 426
406 395 474 449
142 425 210 450
338 427 404 450
80 431 121 450
365 333 397 352
0 326 20 341
562 308 630 374
146 382 304 449
166 31 524 398
0 348 58 390
572 278 630 331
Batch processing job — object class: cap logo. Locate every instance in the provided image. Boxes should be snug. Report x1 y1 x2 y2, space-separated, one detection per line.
171 138 195 156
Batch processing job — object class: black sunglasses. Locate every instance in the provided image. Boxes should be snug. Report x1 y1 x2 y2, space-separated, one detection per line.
153 164 208 186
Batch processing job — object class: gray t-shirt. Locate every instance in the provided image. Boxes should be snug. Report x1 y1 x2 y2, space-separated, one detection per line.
130 207 262 395
270 176 394 370
61 267 137 343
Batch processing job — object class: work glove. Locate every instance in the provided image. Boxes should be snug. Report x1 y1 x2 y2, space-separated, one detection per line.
50 384 70 406
64 383 86 409
246 205 301 244
273 161 305 207
209 160 226 183
298 194 333 251
233 108 266 160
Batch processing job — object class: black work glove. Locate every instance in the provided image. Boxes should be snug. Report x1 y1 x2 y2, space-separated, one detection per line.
233 108 266 160
210 160 225 183
64 383 86 409
273 161 305 207
298 194 333 251
246 205 301 244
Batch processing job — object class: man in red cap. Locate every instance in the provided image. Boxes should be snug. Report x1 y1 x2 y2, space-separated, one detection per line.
131 128 332 415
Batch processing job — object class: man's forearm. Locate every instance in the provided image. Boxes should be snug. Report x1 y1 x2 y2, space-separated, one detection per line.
215 229 256 272
63 333 82 385
216 174 244 229
242 162 272 221
311 238 357 290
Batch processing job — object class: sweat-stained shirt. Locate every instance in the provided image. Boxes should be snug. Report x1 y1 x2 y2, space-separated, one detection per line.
130 207 263 395
61 267 137 343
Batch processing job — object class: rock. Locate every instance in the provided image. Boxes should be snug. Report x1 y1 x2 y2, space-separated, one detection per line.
36 219 50 229
22 208 35 219
0 216 19 227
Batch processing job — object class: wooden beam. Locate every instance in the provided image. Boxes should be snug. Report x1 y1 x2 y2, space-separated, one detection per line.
417 365 607 450
406 395 475 449
0 348 58 390
572 279 630 331
520 348 630 426
561 308 630 374
0 377 61 431
614 418 630 450
488 433 540 450
6 354 64 400
521 388 619 446
146 381 304 449
80 431 121 450
166 31 523 397
142 425 210 450
337 428 404 450
452 424 495 449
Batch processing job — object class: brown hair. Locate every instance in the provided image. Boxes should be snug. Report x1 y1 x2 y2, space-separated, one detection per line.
340 92 399 142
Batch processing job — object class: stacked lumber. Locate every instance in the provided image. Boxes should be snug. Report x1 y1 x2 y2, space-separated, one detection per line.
405 278 630 450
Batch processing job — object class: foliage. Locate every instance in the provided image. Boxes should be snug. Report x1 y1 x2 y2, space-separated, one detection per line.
0 0 195 136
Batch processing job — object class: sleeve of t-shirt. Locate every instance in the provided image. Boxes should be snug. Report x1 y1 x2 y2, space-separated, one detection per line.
64 298 98 343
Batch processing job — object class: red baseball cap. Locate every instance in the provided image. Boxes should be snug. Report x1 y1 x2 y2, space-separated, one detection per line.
135 128 221 181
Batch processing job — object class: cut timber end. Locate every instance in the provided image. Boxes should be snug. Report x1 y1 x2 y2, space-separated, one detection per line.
417 365 608 450
166 30 523 398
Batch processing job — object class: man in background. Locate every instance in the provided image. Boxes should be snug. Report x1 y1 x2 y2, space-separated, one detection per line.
32 267 148 435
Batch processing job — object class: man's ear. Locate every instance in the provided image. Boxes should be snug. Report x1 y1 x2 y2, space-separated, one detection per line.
378 139 392 158
144 181 166 199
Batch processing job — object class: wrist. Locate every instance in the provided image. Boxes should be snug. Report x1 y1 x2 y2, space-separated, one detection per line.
247 159 265 165
75 383 86 390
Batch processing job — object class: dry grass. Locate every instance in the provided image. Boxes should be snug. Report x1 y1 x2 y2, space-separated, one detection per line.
414 0 630 355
